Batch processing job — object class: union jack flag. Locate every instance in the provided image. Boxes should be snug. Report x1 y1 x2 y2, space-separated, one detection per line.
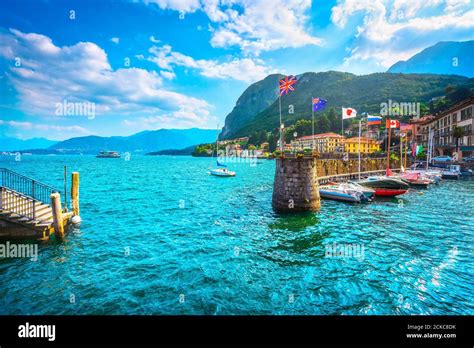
279 75 297 96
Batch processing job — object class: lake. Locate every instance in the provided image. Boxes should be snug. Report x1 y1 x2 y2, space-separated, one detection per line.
0 155 473 315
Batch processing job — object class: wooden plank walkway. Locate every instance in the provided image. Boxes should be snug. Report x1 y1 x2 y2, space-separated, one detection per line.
0 187 72 241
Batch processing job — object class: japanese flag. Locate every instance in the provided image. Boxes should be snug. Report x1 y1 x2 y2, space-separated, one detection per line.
342 107 357 119
386 119 400 128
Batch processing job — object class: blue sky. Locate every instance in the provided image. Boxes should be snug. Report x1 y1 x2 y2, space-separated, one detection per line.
0 0 473 140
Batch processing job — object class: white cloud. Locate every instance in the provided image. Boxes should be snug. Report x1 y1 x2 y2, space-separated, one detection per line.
148 44 276 83
142 0 322 55
110 37 120 44
331 0 474 70
0 29 213 127
149 35 160 43
143 0 201 12
159 70 176 80
0 120 91 139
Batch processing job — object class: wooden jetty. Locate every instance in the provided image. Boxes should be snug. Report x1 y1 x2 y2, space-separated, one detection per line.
0 168 80 241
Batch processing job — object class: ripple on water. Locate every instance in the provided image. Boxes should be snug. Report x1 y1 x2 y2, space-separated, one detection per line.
0 156 473 315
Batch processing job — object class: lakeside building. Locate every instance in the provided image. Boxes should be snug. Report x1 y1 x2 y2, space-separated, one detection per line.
412 96 473 159
344 137 381 154
218 137 250 146
291 133 345 153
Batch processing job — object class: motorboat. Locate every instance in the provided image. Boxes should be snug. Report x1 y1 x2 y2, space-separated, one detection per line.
397 172 431 188
319 183 371 203
357 176 409 197
441 165 461 180
346 181 375 199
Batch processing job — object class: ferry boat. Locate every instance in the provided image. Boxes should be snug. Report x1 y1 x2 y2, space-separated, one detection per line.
96 150 121 158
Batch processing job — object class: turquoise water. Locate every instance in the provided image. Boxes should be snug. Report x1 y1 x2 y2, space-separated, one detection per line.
0 155 473 315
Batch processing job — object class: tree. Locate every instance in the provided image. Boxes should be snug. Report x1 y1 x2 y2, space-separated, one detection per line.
327 107 339 132
452 126 465 153
317 114 330 133
268 130 279 152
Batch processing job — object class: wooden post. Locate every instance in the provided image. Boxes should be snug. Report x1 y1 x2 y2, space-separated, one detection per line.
51 192 64 240
71 172 80 216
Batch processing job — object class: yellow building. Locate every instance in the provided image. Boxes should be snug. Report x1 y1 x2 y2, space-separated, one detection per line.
344 137 380 154
291 133 345 152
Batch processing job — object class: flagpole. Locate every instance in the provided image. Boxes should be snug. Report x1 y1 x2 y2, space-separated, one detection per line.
404 136 408 169
366 115 369 139
387 123 391 173
279 94 283 152
358 120 361 180
312 101 315 150
341 112 344 136
400 132 403 171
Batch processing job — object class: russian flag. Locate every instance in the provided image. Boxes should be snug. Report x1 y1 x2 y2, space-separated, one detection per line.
367 115 382 126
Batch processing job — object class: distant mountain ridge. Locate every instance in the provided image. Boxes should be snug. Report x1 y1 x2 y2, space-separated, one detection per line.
0 137 57 151
388 41 474 77
49 128 217 154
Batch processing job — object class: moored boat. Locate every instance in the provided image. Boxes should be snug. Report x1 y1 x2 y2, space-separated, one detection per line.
441 165 461 180
397 172 432 188
357 176 409 197
319 183 371 203
346 181 375 199
208 125 236 178
208 167 236 177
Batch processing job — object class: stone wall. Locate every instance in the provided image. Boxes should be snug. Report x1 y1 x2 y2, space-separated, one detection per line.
315 157 400 177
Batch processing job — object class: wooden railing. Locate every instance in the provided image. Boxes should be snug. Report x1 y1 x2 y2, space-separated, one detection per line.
0 168 60 221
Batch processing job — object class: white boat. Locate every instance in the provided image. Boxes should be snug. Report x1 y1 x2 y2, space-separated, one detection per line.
441 165 461 180
319 183 371 203
208 124 236 178
346 181 375 199
208 168 236 177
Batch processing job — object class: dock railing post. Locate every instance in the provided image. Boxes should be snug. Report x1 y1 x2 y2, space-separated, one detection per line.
71 172 80 216
51 192 65 240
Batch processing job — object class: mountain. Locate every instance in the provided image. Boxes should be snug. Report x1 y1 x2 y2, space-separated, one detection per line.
147 145 196 156
220 74 281 139
388 41 474 77
49 128 217 154
221 71 474 139
0 137 57 151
